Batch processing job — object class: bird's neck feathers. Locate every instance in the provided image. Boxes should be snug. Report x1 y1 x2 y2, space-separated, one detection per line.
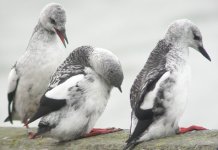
166 45 189 70
161 37 190 70
26 22 57 50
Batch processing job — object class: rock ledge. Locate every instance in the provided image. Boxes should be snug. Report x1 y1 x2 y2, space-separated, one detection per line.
0 127 218 150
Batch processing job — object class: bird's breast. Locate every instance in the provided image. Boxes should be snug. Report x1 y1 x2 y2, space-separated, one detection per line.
65 68 111 119
83 71 111 113
49 71 111 139
162 64 191 120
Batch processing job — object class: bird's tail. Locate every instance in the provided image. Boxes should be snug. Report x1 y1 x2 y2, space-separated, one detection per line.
4 115 13 124
123 140 139 150
4 97 14 124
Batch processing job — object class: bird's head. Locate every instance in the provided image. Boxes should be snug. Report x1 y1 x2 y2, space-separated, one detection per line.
165 19 211 61
89 48 124 92
39 3 68 47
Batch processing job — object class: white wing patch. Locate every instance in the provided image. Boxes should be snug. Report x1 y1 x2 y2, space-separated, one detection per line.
45 74 84 99
7 68 19 93
140 71 170 110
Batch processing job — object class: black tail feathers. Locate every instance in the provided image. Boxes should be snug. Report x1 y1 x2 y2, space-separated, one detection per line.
4 115 13 124
123 140 139 150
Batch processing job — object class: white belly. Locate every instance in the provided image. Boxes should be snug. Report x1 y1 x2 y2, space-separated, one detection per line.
48 71 110 141
139 65 191 142
165 64 191 122
15 46 66 121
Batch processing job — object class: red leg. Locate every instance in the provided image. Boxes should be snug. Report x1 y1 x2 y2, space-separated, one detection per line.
28 132 39 139
84 127 122 137
23 119 39 139
179 125 207 134
23 119 29 129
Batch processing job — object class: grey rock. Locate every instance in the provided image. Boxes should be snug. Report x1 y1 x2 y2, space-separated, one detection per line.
0 128 218 150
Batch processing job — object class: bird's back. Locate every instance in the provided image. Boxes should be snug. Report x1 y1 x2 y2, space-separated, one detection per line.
130 39 172 109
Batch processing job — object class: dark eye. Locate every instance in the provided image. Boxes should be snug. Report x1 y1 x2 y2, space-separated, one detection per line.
193 34 201 41
50 18 56 25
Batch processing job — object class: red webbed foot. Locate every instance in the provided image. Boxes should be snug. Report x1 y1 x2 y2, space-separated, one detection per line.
24 119 35 138
28 132 39 139
179 125 207 134
84 127 123 137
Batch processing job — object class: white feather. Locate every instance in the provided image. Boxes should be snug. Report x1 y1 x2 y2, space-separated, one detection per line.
45 74 84 99
138 64 191 142
140 71 170 110
45 69 111 141
7 68 19 93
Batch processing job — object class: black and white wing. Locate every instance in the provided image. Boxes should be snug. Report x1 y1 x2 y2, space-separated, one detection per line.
130 39 172 110
4 64 19 124
28 57 86 124
125 70 169 146
125 40 172 149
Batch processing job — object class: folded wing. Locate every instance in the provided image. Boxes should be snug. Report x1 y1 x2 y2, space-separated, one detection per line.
5 65 19 124
28 64 85 124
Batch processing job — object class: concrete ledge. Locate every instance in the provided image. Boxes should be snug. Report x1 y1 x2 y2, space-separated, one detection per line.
0 127 218 150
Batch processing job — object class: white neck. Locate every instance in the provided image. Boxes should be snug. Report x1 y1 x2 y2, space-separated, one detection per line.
165 44 189 70
26 22 57 50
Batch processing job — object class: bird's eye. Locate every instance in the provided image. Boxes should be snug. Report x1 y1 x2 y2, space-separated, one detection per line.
50 18 56 25
193 34 201 41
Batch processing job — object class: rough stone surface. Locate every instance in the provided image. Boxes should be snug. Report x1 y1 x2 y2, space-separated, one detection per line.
0 127 218 150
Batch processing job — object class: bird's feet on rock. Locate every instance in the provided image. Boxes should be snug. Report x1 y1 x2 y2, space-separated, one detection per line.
84 127 123 138
23 120 29 129
23 121 35 139
28 132 40 139
179 125 207 134
24 120 35 139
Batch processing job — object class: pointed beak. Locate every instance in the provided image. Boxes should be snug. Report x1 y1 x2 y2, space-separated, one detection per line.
117 86 122 93
198 46 211 61
54 28 68 48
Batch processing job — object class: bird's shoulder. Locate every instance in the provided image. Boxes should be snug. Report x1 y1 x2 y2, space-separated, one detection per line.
130 39 172 109
48 58 86 90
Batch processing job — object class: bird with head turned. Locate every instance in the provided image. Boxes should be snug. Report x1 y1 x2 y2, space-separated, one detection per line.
89 48 123 92
39 3 68 46
164 19 211 61
5 3 68 135
27 46 124 141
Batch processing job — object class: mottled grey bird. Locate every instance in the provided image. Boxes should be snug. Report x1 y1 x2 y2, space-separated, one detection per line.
27 46 124 141
5 3 68 125
124 19 211 149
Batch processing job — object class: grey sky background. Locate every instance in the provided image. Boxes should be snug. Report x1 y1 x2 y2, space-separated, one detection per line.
0 0 218 129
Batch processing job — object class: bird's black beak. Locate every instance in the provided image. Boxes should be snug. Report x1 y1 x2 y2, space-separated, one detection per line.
198 46 211 61
54 28 68 48
117 86 122 93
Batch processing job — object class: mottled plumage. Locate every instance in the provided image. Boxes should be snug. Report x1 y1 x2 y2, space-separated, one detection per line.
48 46 92 89
5 3 68 124
130 39 172 110
124 19 211 150
28 46 124 141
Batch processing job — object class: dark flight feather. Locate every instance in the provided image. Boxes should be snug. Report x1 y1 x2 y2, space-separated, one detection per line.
28 95 66 124
4 69 19 124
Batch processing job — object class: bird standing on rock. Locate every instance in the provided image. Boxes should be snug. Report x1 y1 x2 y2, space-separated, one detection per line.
124 19 211 150
5 3 68 129
28 46 124 142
